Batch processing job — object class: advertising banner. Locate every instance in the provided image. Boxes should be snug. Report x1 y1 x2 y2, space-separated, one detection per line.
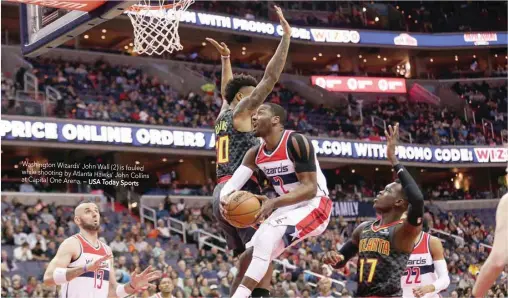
330 201 376 218
157 10 508 48
2 119 507 164
311 76 407 94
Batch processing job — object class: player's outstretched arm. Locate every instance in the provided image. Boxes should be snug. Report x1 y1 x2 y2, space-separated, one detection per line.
43 238 111 286
109 257 162 298
412 236 450 297
206 38 233 117
322 221 370 269
473 194 508 297
232 5 291 130
219 146 259 200
386 124 424 251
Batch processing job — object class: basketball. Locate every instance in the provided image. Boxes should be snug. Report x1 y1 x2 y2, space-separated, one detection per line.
224 191 261 228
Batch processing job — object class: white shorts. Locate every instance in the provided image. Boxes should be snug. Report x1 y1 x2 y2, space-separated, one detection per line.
246 196 332 261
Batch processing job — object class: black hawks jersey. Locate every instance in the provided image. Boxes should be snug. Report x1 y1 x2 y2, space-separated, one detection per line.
215 109 259 179
356 219 410 297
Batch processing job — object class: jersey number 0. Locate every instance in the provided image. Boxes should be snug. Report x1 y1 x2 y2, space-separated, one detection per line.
216 136 229 164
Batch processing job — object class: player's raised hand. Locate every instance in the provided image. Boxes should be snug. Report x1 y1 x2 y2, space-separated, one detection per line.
254 195 273 223
86 254 112 272
322 251 344 266
384 123 399 164
206 38 230 56
274 5 291 36
130 265 162 290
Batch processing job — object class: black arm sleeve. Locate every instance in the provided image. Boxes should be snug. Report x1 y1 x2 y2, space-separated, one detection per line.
333 240 359 269
287 133 316 173
394 164 424 226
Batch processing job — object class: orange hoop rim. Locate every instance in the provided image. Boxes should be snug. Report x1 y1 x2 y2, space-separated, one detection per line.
126 0 191 12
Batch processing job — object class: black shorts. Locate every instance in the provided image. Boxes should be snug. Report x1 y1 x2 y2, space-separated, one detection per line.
212 179 260 256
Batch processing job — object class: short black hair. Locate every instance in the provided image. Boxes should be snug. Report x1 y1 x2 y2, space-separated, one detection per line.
224 74 258 104
265 103 287 126
393 179 407 200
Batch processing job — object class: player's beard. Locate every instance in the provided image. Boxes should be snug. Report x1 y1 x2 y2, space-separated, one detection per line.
81 221 100 232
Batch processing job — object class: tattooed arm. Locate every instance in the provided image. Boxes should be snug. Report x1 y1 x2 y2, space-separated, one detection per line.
233 5 291 131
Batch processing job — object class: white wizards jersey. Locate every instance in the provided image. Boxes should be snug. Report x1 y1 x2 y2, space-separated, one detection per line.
402 232 439 298
60 234 111 298
255 130 329 210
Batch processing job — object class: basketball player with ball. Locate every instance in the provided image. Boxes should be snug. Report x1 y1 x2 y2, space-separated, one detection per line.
220 102 332 298
210 5 292 298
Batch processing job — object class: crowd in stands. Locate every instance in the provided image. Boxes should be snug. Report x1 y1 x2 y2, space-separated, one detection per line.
168 47 507 80
16 58 221 128
2 58 506 146
191 1 507 33
2 194 507 298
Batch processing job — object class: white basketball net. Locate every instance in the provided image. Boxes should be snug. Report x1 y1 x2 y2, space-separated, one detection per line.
127 0 194 55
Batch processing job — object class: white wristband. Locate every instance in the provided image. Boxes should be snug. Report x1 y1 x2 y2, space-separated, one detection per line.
221 55 230 59
116 284 129 298
53 268 68 285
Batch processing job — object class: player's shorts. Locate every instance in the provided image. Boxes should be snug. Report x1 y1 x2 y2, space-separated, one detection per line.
212 177 261 257
246 196 332 261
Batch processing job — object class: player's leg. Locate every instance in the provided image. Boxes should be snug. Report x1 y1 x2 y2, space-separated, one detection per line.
212 183 246 256
234 239 273 297
212 183 271 297
232 199 331 298
231 223 288 298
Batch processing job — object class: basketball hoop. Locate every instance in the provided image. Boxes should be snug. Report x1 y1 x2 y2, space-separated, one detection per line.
126 0 194 56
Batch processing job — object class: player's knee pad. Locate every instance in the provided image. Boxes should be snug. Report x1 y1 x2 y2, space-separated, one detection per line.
245 256 270 283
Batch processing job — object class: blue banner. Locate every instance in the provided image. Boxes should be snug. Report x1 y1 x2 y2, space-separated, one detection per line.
161 10 508 48
330 201 376 218
1 119 507 164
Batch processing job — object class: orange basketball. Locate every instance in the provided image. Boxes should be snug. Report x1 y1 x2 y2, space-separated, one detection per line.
224 191 261 229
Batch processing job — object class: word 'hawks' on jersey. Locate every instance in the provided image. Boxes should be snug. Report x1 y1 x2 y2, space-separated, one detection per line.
402 232 439 298
60 234 111 298
255 130 328 202
215 110 259 179
356 220 411 297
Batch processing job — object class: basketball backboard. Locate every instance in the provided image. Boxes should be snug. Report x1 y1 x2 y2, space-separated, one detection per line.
15 0 132 57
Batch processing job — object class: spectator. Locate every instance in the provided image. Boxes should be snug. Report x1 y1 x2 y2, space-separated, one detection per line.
1 250 17 273
156 219 170 239
19 181 35 193
110 235 128 253
146 222 160 239
31 242 48 261
39 208 55 225
14 242 33 261
156 203 170 220
44 241 57 259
